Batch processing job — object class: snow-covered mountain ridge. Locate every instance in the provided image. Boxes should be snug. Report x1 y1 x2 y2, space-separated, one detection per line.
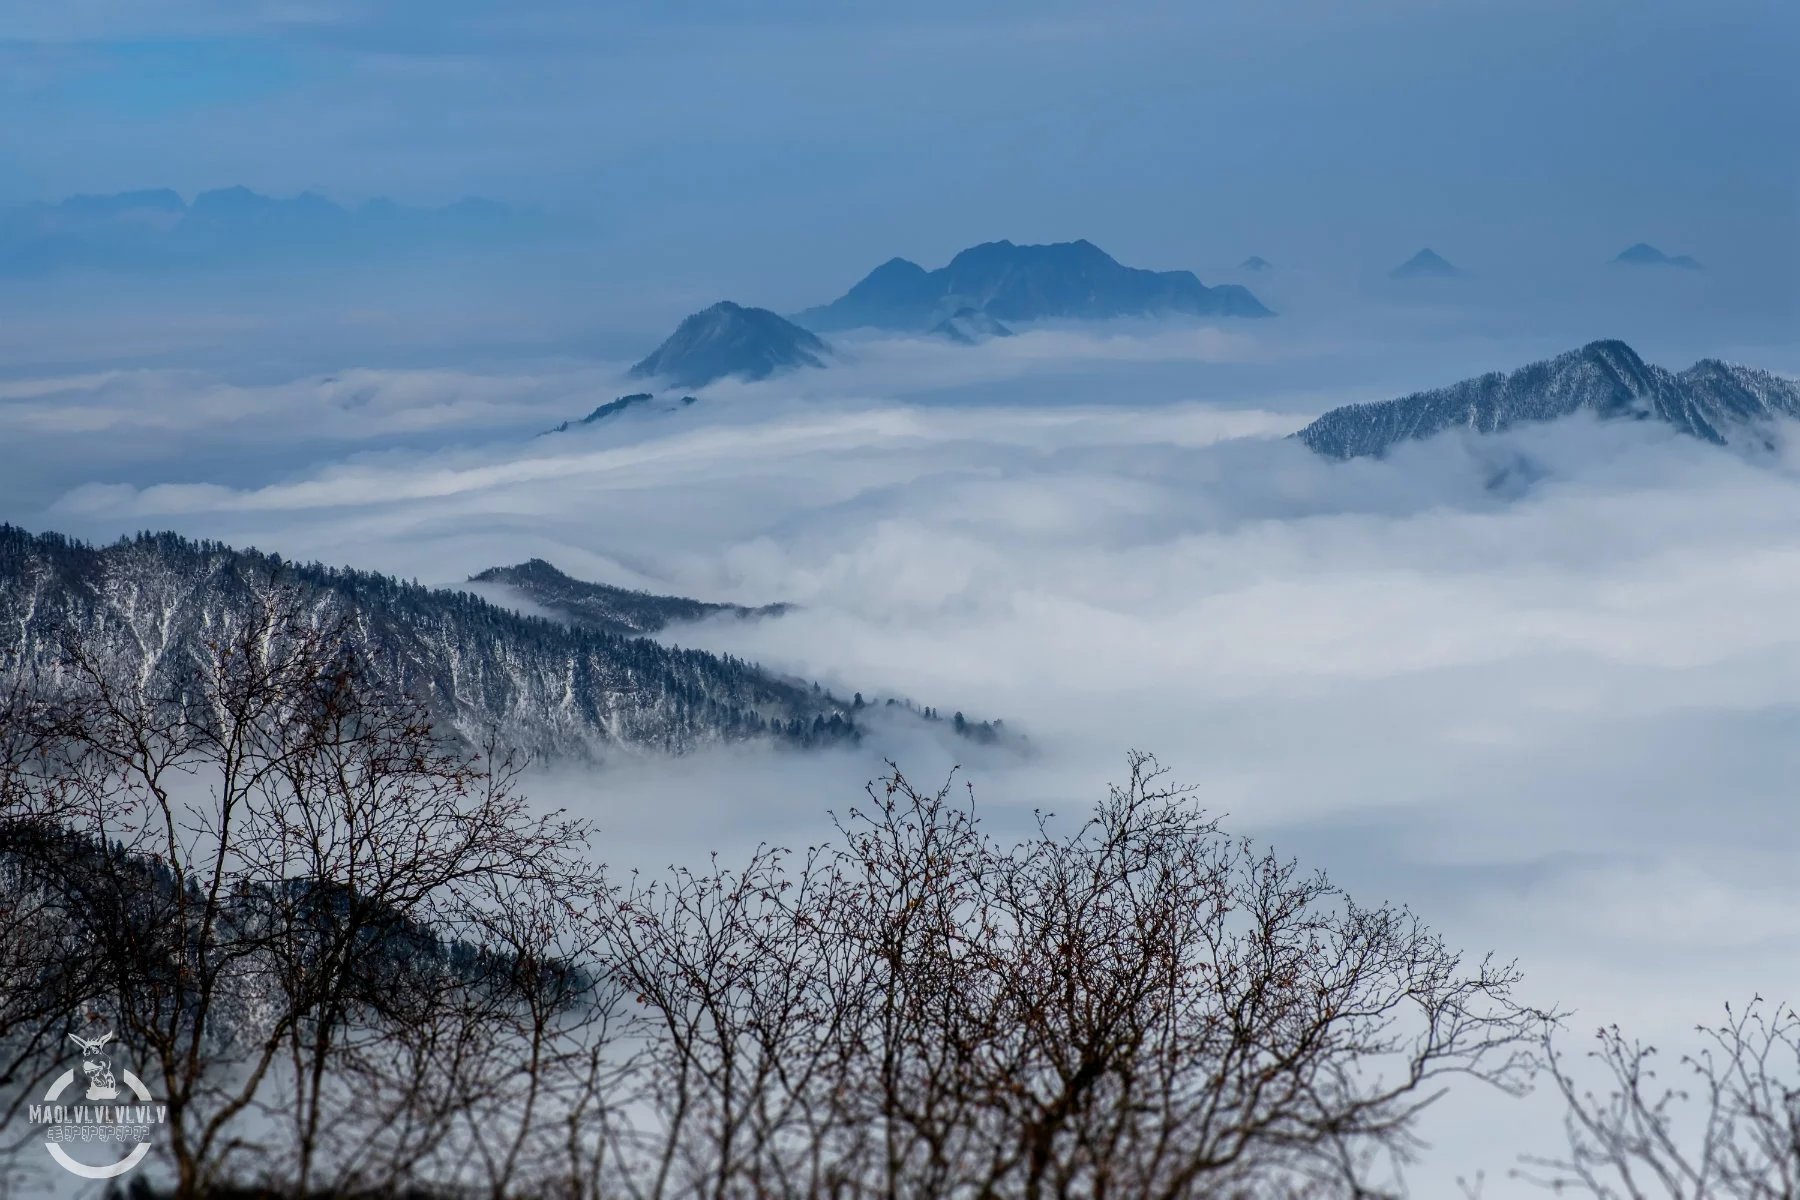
0 526 865 761
1296 340 1800 460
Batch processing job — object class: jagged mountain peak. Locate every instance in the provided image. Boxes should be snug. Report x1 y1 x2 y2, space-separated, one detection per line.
945 238 1107 269
1296 341 1800 460
795 238 1271 331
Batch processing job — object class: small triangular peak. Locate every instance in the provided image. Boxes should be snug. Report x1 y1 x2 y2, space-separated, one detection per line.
866 256 927 278
1390 247 1463 278
630 300 831 388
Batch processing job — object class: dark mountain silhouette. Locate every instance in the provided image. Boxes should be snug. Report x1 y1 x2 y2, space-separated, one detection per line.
802 256 939 332
795 239 1272 331
1389 248 1465 279
1296 340 1800 459
930 307 1015 345
542 393 697 434
629 301 831 388
1613 242 1703 270
471 558 788 635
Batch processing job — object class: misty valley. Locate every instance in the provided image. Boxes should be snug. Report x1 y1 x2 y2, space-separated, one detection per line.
3 6 1798 1197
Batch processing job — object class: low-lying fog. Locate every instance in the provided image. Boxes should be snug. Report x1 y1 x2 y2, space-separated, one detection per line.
8 282 1800 1191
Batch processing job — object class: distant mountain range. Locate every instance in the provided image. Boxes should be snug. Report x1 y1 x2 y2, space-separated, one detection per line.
470 558 789 635
794 239 1273 332
1389 248 1465 279
931 306 1014 345
630 301 831 388
0 526 893 761
1613 242 1703 270
1296 340 1800 460
0 186 546 276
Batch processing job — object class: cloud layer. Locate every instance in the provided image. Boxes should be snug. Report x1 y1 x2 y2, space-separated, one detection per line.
9 320 1800 1190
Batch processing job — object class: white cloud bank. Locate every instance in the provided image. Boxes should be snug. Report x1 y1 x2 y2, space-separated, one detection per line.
10 321 1800 1192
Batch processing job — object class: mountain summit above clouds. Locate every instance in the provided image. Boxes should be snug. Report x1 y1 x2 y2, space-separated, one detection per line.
1388 247 1465 279
629 301 831 388
1296 340 1800 460
794 238 1272 332
1613 242 1703 270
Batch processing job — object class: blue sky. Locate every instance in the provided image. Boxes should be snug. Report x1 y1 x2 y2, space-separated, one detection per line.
1 0 1793 306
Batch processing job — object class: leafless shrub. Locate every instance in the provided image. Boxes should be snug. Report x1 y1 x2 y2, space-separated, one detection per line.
602 754 1540 1200
1520 998 1800 1198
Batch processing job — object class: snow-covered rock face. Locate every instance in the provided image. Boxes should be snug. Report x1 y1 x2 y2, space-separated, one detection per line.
929 306 1015 345
628 300 830 388
1295 340 1800 460
0 527 860 762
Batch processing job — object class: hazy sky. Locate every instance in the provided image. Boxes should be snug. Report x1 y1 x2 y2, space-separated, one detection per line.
4 0 1794 305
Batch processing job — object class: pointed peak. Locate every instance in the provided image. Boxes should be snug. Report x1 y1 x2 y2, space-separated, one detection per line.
1389 248 1461 277
802 237 1270 328
632 301 830 388
1565 339 1652 380
1390 248 1464 279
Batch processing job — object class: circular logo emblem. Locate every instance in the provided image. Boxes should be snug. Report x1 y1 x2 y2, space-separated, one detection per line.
29 1031 163 1180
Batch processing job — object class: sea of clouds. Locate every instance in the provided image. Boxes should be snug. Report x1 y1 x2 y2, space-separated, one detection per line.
9 305 1800 1192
